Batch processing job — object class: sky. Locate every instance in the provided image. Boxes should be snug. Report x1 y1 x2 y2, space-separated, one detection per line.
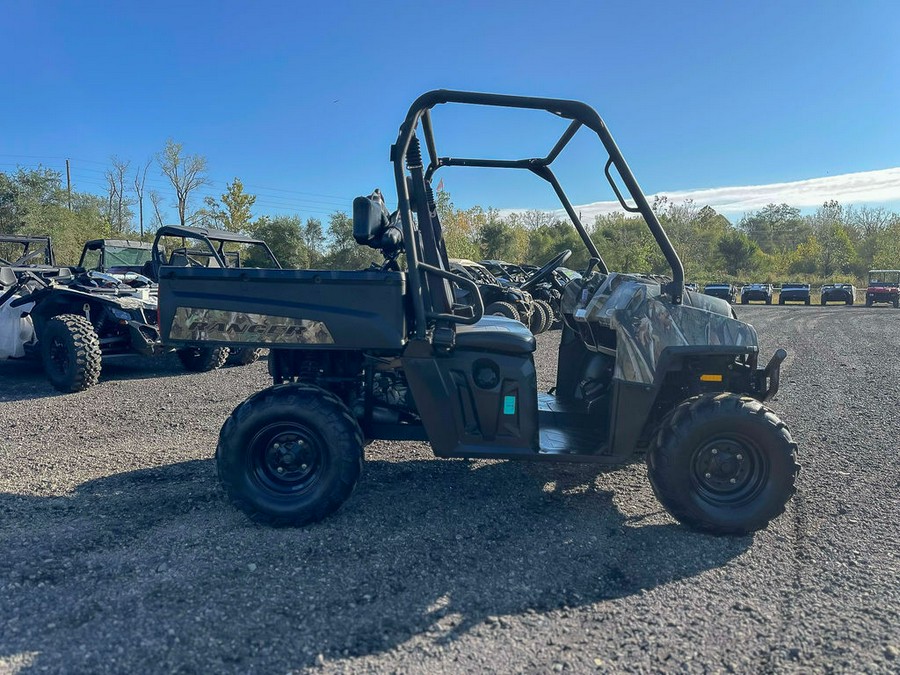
1 0 898 224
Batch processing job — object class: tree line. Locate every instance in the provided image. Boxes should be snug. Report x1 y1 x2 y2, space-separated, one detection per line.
1 142 898 284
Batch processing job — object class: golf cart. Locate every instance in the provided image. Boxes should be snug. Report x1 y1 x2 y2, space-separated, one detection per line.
703 283 737 304
779 283 810 305
820 283 855 306
157 90 797 535
864 270 900 307
151 225 282 366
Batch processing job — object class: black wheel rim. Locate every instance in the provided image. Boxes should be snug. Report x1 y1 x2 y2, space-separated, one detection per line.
47 336 70 377
249 422 327 495
690 435 768 506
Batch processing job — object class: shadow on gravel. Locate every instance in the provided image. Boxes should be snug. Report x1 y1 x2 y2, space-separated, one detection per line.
0 356 197 403
0 457 751 672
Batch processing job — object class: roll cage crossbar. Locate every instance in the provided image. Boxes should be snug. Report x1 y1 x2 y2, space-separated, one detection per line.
391 90 685 339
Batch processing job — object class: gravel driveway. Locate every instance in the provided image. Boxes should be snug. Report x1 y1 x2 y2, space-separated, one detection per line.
1 306 898 673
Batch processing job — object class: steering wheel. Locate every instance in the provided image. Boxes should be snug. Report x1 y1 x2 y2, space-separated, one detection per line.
520 249 572 292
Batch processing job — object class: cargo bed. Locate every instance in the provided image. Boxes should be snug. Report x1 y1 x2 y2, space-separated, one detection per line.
158 267 408 351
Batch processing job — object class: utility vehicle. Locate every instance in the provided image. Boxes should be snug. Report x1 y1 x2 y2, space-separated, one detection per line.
741 283 773 305
0 235 163 392
820 283 855 306
481 259 571 330
448 258 539 330
864 270 900 308
702 283 737 304
157 90 798 535
779 283 810 305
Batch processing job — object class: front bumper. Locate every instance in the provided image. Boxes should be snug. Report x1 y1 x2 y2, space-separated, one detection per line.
756 349 787 401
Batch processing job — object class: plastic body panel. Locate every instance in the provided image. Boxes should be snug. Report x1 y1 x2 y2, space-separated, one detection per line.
158 267 408 351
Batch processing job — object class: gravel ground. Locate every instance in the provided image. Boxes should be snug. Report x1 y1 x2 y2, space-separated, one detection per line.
1 306 898 674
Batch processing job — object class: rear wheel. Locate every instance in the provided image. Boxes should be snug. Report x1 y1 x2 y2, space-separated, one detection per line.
821 297 827 306
485 301 520 322
778 297 784 305
647 393 799 535
804 298 810 305
846 298 853 306
40 314 102 393
893 296 898 309
765 297 772 305
177 346 229 372
216 384 364 526
866 297 873 307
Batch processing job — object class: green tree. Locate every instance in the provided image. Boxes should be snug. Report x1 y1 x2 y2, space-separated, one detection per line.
250 215 308 268
322 211 382 270
301 217 326 266
221 177 256 232
717 230 760 276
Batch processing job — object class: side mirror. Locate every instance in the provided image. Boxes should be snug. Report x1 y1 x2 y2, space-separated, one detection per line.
353 195 389 249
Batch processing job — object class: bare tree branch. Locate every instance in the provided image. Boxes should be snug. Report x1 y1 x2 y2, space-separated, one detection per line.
157 139 208 227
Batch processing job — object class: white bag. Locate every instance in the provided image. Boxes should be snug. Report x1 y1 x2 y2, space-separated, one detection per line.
0 297 35 359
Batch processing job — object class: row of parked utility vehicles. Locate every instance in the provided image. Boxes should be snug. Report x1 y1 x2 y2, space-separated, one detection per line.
0 227 280 392
701 275 898 306
150 90 799 536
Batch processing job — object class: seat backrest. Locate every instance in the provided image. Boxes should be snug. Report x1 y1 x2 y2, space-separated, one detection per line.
169 252 190 267
0 266 16 288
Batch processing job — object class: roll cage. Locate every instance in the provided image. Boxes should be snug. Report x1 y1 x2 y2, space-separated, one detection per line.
391 91 685 340
151 225 280 269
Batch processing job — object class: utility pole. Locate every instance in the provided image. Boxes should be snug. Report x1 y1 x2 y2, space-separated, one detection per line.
65 159 72 210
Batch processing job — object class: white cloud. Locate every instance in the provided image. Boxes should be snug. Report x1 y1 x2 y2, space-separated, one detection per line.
505 166 900 221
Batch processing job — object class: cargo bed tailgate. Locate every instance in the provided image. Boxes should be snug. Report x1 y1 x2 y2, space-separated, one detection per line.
158 267 407 350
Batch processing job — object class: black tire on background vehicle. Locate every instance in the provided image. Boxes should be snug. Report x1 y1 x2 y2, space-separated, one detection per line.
40 313 102 393
535 299 555 332
647 393 799 535
893 296 899 309
216 384 364 526
177 346 229 372
821 297 827 306
528 302 543 333
765 297 772 305
778 297 785 305
228 347 263 366
741 298 748 305
866 297 873 307
846 298 853 306
485 301 520 322
804 298 810 305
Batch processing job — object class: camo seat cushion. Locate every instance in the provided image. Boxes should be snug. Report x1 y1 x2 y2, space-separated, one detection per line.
455 315 536 355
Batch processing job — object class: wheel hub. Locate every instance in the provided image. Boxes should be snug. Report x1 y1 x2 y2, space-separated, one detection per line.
253 426 324 493
692 438 764 503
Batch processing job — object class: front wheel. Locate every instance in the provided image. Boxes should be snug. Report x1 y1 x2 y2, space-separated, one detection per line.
216 384 364 526
535 299 555 332
177 346 229 372
647 393 799 535
40 314 102 393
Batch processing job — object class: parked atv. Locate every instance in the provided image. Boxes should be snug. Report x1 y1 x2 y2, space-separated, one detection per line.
0 235 163 392
702 282 737 304
77 239 155 290
779 283 810 305
864 270 900 307
481 259 575 331
820 283 856 305
741 283 774 305
448 258 540 331
158 90 798 535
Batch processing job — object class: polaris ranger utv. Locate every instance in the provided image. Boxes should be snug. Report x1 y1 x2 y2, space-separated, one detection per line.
158 90 798 535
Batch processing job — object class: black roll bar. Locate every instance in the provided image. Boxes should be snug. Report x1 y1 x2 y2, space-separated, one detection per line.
393 89 686 338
